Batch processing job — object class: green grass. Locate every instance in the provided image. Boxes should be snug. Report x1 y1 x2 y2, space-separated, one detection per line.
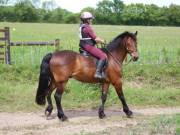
175 114 180 134
0 22 180 65
0 64 179 112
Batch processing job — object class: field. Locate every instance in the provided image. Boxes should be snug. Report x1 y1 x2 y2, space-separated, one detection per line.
0 22 180 134
0 22 180 64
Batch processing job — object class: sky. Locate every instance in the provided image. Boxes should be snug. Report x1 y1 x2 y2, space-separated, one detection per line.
52 0 180 13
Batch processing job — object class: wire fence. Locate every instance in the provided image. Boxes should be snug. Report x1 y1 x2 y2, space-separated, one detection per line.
6 42 180 66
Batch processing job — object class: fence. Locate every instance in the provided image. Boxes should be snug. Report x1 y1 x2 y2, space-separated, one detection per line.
0 27 60 65
0 27 10 64
0 27 179 65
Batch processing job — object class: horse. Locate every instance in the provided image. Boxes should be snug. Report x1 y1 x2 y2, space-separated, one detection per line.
35 31 139 121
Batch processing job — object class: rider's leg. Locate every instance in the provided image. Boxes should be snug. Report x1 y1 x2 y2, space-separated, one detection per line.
94 59 106 79
83 44 107 79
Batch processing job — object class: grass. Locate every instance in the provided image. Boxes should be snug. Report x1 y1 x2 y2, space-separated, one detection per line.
0 64 179 112
176 114 180 134
0 22 180 65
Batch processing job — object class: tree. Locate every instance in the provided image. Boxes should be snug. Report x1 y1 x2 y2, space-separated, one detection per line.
96 0 115 24
42 0 56 11
122 4 147 25
112 0 124 24
47 7 64 23
0 0 11 5
14 0 39 22
166 4 180 26
64 13 79 24
96 0 124 24
31 0 41 8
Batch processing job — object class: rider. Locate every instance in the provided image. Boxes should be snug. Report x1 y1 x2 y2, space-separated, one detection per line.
79 11 107 79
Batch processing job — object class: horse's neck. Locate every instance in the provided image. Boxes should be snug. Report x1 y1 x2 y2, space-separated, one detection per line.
111 46 127 64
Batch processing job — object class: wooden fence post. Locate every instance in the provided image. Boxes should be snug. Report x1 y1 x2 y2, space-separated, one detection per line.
55 39 60 51
4 27 11 64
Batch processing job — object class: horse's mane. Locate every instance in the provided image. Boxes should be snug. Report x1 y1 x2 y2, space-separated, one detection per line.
107 31 136 51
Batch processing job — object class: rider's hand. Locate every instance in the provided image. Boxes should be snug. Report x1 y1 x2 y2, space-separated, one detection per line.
101 39 105 44
95 37 104 44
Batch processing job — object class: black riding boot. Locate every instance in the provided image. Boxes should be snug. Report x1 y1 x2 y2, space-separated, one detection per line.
94 59 106 79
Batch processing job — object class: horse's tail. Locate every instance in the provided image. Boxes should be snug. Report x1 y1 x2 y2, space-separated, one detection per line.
35 53 52 105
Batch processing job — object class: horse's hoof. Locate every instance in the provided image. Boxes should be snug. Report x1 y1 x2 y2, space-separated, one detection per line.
126 110 133 118
45 106 53 117
99 112 106 119
61 115 68 121
58 114 68 121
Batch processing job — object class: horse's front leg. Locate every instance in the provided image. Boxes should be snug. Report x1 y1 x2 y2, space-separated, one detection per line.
114 79 133 118
99 83 110 119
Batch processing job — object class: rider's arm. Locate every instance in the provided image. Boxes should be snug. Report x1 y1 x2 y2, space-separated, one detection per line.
95 37 104 44
86 25 104 44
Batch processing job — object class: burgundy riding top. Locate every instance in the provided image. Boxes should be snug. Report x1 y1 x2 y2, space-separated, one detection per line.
79 23 107 60
79 23 97 47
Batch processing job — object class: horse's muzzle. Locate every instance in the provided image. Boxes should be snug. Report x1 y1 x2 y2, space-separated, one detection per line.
131 52 139 61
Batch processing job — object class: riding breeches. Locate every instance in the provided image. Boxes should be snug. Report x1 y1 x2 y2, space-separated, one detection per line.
82 44 107 60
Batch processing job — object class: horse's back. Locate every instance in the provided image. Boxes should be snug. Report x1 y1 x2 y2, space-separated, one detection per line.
49 50 99 83
50 50 78 65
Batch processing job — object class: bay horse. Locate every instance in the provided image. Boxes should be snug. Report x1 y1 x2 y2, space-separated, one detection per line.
35 31 139 121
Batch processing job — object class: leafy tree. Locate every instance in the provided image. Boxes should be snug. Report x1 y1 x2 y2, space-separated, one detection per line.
64 13 79 24
96 0 124 24
96 0 115 24
47 8 63 23
0 6 16 21
42 0 56 11
122 4 146 25
14 0 39 22
0 0 12 5
166 4 180 26
0 0 180 26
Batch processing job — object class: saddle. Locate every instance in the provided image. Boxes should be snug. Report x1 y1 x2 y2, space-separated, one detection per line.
79 47 91 57
79 47 108 68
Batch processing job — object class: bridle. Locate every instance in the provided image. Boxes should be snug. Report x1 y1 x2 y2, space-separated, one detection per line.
101 39 134 67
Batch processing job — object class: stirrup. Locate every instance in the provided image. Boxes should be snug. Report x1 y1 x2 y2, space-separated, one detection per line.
94 72 102 79
94 72 106 79
101 72 106 79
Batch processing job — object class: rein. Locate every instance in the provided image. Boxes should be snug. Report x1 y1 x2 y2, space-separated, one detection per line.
101 43 132 67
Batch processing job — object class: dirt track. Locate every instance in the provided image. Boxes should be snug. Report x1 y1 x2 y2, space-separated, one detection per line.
0 107 180 135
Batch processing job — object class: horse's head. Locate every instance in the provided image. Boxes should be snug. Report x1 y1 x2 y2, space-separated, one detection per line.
124 31 139 61
107 31 139 62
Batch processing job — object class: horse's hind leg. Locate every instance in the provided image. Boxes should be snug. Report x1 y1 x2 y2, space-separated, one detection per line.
45 90 53 117
54 82 68 121
99 83 110 119
45 83 55 117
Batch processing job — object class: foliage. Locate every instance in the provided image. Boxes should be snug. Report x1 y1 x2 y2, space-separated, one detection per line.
0 0 180 26
14 0 39 22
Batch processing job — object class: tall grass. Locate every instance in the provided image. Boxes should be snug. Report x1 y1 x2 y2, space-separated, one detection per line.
0 22 179 65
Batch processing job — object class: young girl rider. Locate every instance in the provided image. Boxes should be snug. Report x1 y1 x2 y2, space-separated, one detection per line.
79 11 107 79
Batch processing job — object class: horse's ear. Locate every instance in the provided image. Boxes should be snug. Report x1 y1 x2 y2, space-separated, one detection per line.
134 31 138 36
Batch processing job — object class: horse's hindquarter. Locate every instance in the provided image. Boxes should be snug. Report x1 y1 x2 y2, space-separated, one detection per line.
50 51 79 82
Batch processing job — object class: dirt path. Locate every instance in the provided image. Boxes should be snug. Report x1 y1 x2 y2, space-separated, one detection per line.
0 107 180 135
